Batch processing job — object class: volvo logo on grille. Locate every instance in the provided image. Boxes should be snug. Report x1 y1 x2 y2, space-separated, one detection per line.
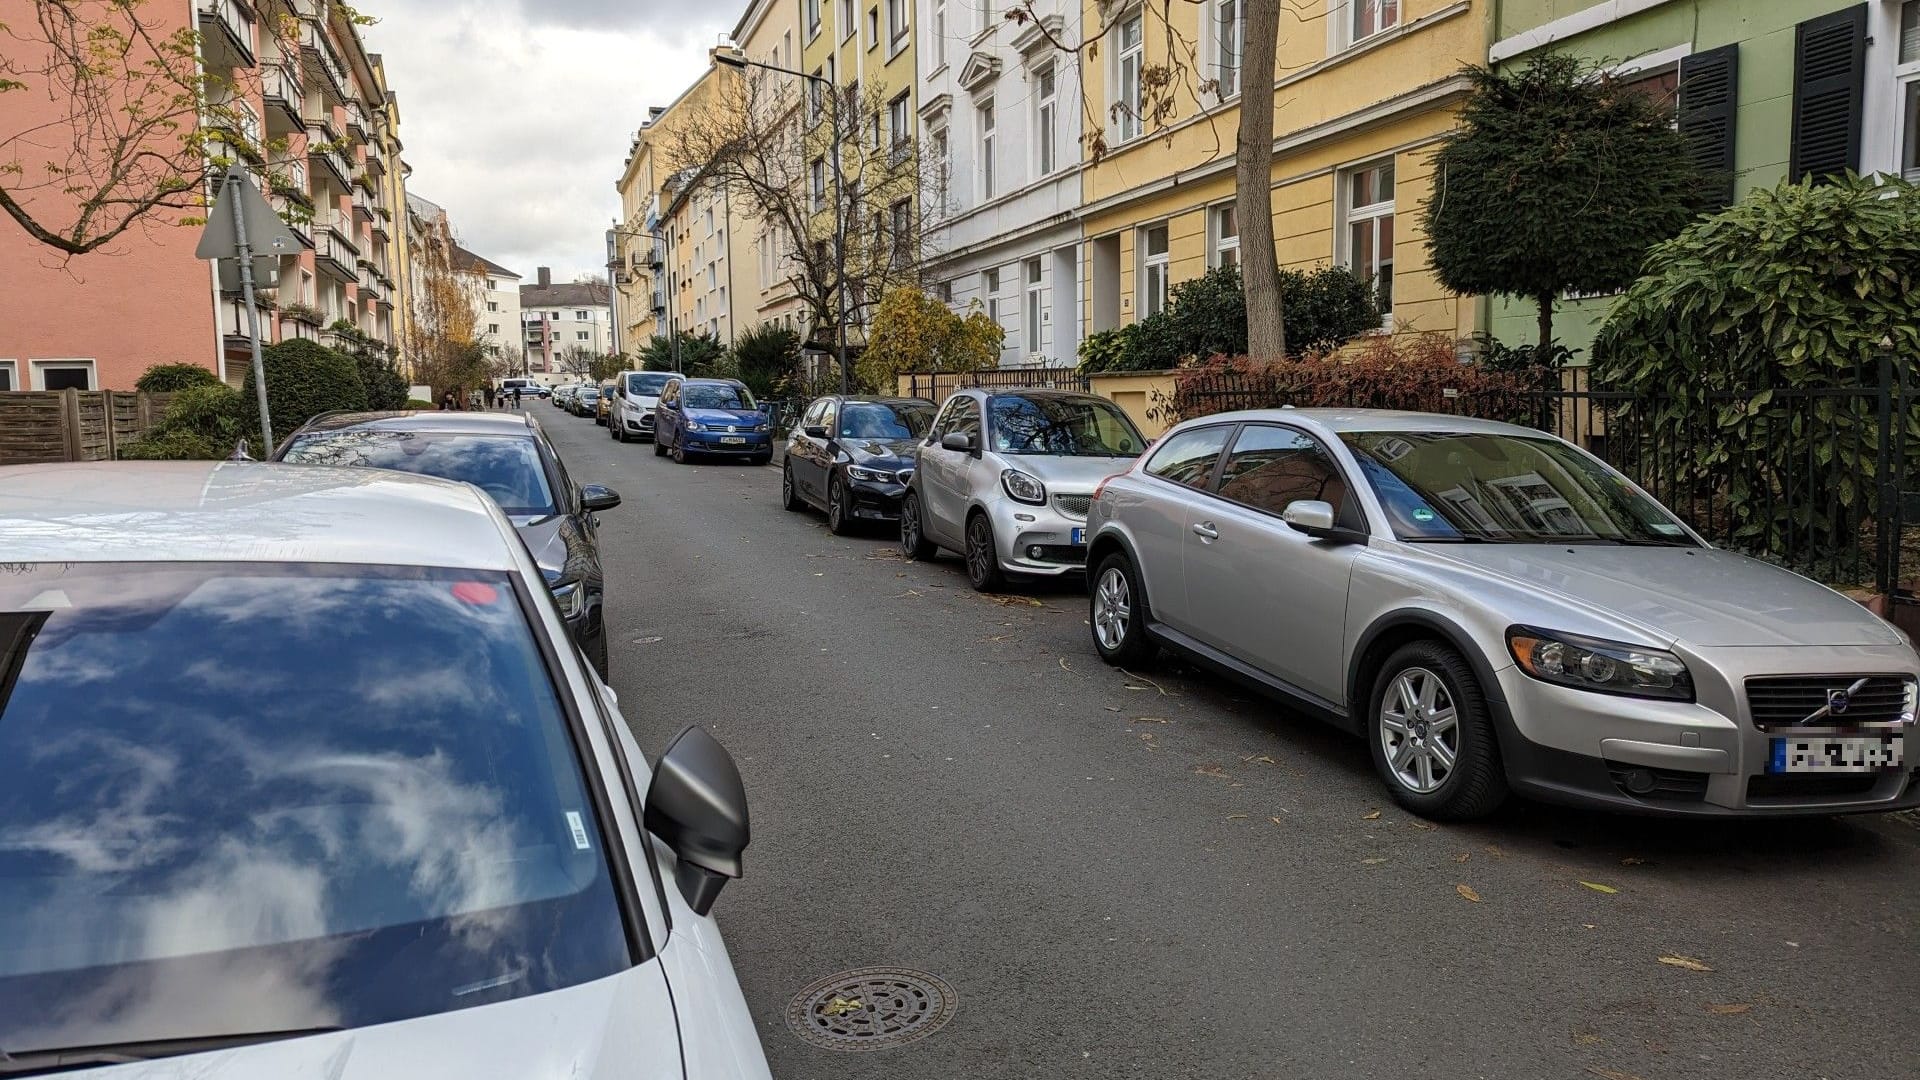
1827 688 1852 714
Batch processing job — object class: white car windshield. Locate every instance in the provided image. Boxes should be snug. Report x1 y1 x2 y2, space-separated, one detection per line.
0 563 628 1055
1340 430 1696 545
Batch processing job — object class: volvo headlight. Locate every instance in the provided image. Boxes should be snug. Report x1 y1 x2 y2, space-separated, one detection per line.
551 580 586 619
1508 627 1692 701
1000 469 1046 506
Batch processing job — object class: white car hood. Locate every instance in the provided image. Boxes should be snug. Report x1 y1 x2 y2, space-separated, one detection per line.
1428 544 1903 648
61 966 682 1080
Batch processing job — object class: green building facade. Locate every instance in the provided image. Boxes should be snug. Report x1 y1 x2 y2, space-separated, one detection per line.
1484 0 1917 352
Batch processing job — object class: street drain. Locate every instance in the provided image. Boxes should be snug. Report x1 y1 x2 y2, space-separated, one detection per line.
785 967 957 1051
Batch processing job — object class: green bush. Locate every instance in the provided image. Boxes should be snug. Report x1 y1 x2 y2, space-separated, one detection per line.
118 383 251 460
135 363 223 393
1593 176 1920 564
405 398 436 409
1078 265 1380 372
730 323 801 399
244 338 368 444
118 429 228 461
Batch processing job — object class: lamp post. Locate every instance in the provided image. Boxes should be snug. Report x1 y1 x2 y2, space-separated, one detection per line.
713 48 850 393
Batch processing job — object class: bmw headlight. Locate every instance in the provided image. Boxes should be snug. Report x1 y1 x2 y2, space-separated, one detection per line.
550 580 586 619
847 465 896 483
1508 627 1692 701
1000 469 1047 506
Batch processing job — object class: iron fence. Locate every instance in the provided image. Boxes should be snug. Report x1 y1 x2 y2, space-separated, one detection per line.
900 367 1090 401
1168 360 1920 596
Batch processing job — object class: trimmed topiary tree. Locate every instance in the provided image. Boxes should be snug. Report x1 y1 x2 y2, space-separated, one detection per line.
1593 176 1920 569
134 363 223 393
244 338 368 445
1422 56 1701 349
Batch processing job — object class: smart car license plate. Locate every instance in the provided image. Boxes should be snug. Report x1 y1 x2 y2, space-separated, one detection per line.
721 436 746 445
1071 527 1086 545
1768 736 1903 773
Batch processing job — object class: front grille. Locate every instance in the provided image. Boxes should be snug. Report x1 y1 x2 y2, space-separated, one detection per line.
1744 675 1913 731
1052 494 1092 519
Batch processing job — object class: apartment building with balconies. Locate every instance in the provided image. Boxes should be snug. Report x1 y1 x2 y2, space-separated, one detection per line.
0 0 410 390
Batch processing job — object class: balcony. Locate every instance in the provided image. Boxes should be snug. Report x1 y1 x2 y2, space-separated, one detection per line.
352 187 373 224
262 62 304 134
344 102 368 141
306 125 351 189
364 140 386 178
299 17 349 104
197 0 257 70
268 157 310 205
314 214 358 279
206 98 265 166
270 195 313 247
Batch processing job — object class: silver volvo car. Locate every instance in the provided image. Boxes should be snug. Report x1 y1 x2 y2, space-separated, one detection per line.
1085 409 1920 820
901 389 1147 590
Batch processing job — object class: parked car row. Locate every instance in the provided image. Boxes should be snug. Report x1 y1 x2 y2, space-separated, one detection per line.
623 379 1920 825
553 373 776 466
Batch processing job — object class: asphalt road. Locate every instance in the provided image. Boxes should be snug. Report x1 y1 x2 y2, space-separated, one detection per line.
542 406 1920 1080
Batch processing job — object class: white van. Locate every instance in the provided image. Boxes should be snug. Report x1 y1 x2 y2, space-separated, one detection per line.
611 370 674 443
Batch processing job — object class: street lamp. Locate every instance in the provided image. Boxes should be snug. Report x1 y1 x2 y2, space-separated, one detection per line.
712 48 850 394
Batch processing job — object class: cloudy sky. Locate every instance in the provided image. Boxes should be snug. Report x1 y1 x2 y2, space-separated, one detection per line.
363 0 731 283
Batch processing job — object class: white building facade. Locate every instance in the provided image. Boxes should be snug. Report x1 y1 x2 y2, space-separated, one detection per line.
919 0 1086 368
521 268 615 374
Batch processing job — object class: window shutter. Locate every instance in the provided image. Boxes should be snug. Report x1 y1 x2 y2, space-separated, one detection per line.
1677 44 1739 210
1788 4 1867 183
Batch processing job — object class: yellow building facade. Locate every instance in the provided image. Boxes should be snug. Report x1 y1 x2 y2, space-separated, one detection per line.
1078 0 1485 345
732 0 811 335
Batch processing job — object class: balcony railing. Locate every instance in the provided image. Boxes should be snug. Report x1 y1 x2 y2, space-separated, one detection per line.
262 62 304 132
269 157 310 203
270 196 313 246
299 17 349 103
344 102 367 140
314 214 358 278
352 188 373 223
197 0 257 69
206 97 264 165
306 125 351 188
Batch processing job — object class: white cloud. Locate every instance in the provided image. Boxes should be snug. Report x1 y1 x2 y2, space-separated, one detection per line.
363 0 730 283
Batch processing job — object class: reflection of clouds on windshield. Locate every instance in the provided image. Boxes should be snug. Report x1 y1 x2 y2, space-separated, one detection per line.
4 734 184 874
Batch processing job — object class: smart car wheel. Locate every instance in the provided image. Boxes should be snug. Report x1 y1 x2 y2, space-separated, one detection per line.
900 491 936 560
1089 552 1156 667
782 461 806 511
1367 642 1508 820
964 513 1007 593
827 476 852 535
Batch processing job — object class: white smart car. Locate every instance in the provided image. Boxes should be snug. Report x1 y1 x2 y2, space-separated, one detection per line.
0 462 771 1079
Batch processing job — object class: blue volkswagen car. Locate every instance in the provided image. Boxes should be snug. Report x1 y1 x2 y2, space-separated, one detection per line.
654 377 774 465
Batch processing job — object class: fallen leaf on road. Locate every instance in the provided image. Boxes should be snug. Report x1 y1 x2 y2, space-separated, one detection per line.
1658 955 1712 972
633 636 664 645
1271 817 1286 826
1620 856 1646 866
1226 813 1249 821
1706 1003 1751 1016
1059 657 1077 673
1579 881 1619 895
1586 1068 1645 1080
1362 810 1382 821
1484 844 1507 858
1135 716 1169 723
821 996 864 1017
991 595 1044 607
1241 753 1277 765
812 572 824 577
1410 820 1437 831
895 590 922 598
1456 884 1482 903
1361 857 1387 865
1119 669 1171 695
1454 853 1470 863
1571 1032 1603 1047
1194 764 1229 778
1104 706 1120 712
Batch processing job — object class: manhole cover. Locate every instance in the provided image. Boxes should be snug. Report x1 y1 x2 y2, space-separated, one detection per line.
785 967 957 1052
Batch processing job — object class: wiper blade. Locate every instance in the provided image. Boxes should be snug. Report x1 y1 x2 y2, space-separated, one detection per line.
0 1028 344 1076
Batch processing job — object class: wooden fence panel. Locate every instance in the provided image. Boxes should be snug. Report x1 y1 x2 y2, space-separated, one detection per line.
0 391 175 466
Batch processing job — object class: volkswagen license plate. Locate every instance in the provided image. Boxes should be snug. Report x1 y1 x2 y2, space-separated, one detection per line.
721 436 746 445
1768 736 1904 773
1071 527 1086 545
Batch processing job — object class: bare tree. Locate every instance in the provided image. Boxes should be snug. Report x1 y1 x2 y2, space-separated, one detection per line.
0 0 277 256
659 65 940 386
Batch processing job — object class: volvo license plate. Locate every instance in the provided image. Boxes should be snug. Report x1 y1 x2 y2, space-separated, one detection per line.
1768 736 1904 773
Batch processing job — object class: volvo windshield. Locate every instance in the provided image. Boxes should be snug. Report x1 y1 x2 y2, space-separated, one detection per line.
0 563 628 1058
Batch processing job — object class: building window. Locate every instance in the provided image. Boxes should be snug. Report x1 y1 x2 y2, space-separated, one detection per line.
868 6 879 44
983 264 1001 328
1351 0 1399 43
975 0 990 34
487 278 498 290
487 300 499 312
1139 223 1169 318
1116 14 1144 142
930 125 951 206
1341 159 1395 324
1023 257 1045 355
707 262 717 289
812 158 827 211
890 199 911 265
1035 63 1058 175
930 0 946 67
978 98 996 201
578 331 590 341
889 92 912 155
30 359 95 391
488 323 500 334
1211 0 1243 98
1211 203 1239 268
808 70 825 122
840 0 855 40
887 0 908 45
0 361 15 391
1901 1 1920 180
934 280 953 303
806 0 821 36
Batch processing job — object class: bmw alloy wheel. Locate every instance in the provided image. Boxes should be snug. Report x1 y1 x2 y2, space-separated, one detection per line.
1378 667 1459 795
1092 566 1131 651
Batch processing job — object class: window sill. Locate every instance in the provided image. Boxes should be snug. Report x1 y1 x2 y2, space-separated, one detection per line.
887 38 909 61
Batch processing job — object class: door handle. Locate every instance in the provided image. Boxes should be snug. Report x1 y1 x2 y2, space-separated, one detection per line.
1192 522 1219 540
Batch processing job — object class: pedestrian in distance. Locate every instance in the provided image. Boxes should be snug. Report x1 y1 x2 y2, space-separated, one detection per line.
439 390 455 411
512 385 523 410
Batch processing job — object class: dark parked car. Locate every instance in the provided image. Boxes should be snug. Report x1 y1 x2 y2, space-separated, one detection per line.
782 395 936 533
273 411 621 675
654 377 773 465
572 384 602 418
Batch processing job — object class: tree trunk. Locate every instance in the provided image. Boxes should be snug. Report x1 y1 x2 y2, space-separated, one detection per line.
1239 0 1285 361
1535 293 1555 352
